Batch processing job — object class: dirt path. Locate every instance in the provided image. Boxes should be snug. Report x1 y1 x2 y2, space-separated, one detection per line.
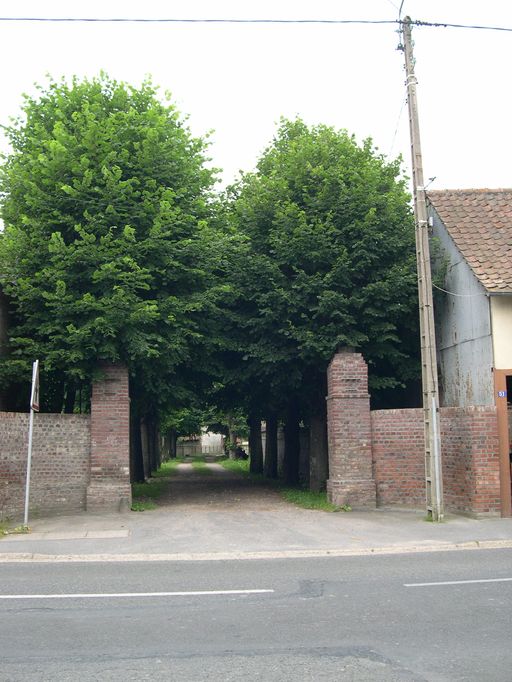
154 462 290 512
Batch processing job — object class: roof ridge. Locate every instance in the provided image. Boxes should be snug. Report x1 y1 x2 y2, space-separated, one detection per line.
428 188 512 194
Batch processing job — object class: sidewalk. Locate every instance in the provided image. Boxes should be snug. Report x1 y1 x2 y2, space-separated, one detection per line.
2 463 512 562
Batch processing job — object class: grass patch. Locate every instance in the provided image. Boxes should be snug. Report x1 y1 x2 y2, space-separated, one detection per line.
191 458 213 474
132 480 167 499
152 458 186 477
219 458 250 475
280 488 350 512
0 523 31 536
131 500 157 512
131 478 167 512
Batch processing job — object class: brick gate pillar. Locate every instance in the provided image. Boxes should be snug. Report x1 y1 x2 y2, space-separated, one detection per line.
326 349 376 509
86 364 132 512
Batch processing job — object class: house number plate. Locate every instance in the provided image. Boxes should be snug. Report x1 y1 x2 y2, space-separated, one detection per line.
497 390 507 398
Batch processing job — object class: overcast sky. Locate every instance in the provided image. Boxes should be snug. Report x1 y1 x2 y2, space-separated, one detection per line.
0 0 511 192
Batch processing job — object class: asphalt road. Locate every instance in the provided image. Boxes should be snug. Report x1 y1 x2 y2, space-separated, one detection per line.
1 549 511 681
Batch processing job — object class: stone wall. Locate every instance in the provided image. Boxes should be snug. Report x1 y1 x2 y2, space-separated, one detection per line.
0 412 90 521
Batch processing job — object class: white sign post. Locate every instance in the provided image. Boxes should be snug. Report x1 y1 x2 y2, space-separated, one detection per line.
23 360 39 527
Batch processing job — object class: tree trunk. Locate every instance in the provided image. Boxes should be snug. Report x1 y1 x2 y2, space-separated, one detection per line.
263 414 278 478
309 412 329 492
248 415 264 474
140 418 151 480
130 410 145 483
147 418 160 473
169 428 177 459
63 383 76 414
283 401 300 485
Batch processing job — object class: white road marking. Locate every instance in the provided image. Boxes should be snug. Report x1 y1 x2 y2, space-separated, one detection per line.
0 588 274 600
405 578 512 587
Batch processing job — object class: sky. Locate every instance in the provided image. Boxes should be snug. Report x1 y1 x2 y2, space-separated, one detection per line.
0 0 511 192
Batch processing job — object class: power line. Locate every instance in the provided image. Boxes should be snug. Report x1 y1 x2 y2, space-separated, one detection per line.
0 17 398 25
387 93 407 158
0 16 509 32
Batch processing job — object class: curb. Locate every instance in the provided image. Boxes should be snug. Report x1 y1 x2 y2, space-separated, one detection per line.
1 539 512 563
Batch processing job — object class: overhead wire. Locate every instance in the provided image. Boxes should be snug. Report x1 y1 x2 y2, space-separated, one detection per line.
0 17 509 32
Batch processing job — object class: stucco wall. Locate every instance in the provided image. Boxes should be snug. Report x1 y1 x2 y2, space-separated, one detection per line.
429 206 494 407
490 296 512 369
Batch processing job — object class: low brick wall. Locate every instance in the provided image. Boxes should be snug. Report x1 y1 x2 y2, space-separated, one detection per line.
0 363 132 521
371 405 501 516
371 408 425 508
0 412 90 521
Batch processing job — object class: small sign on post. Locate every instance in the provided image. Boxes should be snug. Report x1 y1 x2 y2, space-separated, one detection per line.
23 360 40 527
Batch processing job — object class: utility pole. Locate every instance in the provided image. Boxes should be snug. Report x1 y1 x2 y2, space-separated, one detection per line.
400 17 444 521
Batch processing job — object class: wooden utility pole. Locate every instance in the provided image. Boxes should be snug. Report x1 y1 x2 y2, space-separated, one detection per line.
401 17 444 521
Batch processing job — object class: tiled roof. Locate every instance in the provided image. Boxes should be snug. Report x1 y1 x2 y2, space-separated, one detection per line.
427 189 512 293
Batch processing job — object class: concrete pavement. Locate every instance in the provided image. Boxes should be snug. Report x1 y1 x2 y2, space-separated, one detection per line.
2 463 512 562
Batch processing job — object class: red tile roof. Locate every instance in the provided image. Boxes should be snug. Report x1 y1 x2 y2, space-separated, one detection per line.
427 189 512 293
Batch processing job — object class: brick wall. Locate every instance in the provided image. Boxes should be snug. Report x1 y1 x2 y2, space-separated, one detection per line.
0 363 131 521
371 408 425 508
0 412 90 521
327 350 502 517
326 350 376 508
87 364 131 512
371 405 501 516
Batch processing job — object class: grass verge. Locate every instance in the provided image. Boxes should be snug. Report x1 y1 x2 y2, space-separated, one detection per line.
219 458 348 512
131 478 167 511
152 458 186 477
280 488 350 512
191 457 213 474
219 458 250 475
0 523 31 536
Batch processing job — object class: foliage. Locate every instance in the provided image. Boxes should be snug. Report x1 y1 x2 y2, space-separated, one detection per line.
0 73 235 414
226 118 419 411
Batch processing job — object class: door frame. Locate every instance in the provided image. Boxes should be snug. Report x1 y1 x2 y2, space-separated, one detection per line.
494 368 512 517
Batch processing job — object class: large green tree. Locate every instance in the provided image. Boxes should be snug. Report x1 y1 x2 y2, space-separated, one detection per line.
0 74 231 425
227 118 420 483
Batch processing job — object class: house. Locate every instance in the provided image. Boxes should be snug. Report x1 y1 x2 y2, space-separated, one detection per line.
427 189 512 515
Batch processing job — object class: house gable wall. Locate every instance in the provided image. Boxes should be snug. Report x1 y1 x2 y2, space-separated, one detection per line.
429 206 494 406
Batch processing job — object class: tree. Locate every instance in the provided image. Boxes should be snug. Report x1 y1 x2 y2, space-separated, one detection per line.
0 74 228 424
227 118 419 484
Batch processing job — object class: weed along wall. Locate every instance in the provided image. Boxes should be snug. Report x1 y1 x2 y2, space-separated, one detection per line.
327 350 502 516
0 364 131 522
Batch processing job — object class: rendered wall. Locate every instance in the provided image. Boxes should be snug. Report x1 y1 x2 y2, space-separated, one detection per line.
429 206 494 407
490 296 512 369
0 412 90 521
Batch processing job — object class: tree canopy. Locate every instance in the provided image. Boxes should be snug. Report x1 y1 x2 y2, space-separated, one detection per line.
225 118 419 417
0 74 233 413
